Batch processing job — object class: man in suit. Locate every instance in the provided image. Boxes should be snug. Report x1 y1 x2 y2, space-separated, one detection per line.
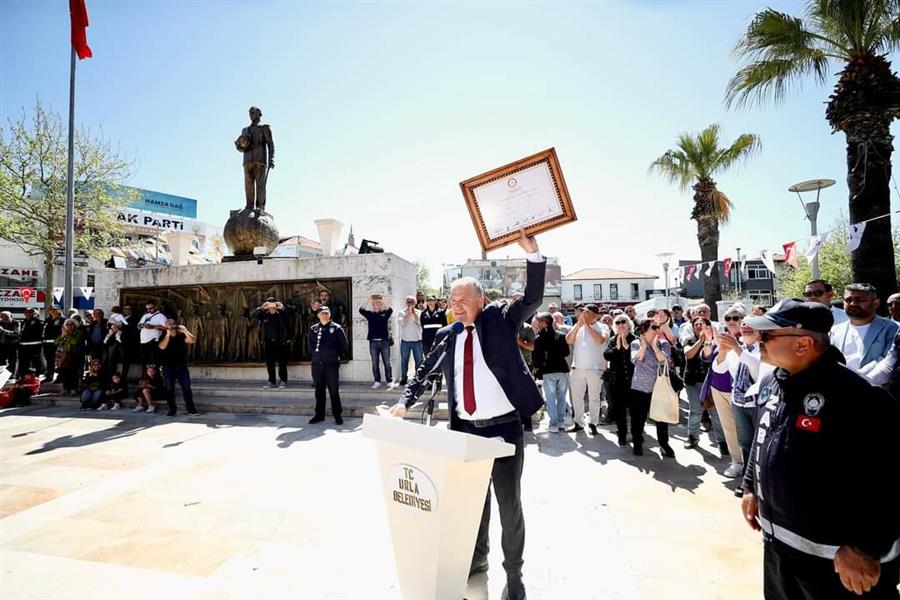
830 283 900 375
391 231 544 600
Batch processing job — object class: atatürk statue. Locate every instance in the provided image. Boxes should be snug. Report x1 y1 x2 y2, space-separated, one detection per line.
235 106 275 212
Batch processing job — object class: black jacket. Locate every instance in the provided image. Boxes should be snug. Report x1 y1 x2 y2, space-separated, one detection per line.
401 259 546 428
742 348 900 561
420 308 446 351
532 328 570 378
18 317 44 345
308 321 348 365
603 334 636 387
43 316 65 342
252 304 295 344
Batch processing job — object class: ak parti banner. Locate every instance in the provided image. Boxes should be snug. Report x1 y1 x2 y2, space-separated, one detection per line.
70 0 93 59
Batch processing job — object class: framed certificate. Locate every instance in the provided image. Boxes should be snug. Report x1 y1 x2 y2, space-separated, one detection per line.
460 148 576 252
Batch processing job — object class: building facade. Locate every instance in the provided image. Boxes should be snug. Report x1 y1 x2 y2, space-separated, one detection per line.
442 257 563 308
561 268 659 309
677 257 784 307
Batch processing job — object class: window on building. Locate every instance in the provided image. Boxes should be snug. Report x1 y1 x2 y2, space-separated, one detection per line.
630 283 639 299
593 283 602 300
610 284 618 300
573 284 582 301
749 291 773 306
86 273 96 288
747 266 770 280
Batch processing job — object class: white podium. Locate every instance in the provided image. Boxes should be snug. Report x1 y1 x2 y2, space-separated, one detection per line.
362 413 515 599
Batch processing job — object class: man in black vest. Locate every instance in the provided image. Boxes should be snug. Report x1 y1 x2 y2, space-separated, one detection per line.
252 297 295 389
392 231 545 600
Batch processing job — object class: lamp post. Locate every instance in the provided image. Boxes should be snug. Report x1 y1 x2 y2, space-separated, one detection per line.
788 179 835 279
656 252 674 302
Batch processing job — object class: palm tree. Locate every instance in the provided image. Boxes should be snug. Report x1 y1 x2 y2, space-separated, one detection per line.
726 0 900 309
650 124 761 315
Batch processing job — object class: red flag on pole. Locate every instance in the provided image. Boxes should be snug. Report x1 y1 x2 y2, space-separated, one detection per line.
685 264 697 281
723 257 733 279
783 241 799 269
70 0 93 59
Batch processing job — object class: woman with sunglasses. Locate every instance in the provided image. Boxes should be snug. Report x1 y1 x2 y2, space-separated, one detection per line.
629 319 675 457
681 317 725 449
603 315 636 442
707 305 745 478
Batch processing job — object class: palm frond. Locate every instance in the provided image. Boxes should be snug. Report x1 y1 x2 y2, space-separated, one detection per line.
725 56 830 108
648 150 695 192
713 134 761 173
710 189 734 224
865 0 900 53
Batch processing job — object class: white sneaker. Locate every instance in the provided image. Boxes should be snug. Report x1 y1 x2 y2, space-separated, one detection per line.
145 405 156 414
371 382 382 390
131 405 144 413
723 462 743 478
97 405 108 411
387 382 399 390
111 403 120 411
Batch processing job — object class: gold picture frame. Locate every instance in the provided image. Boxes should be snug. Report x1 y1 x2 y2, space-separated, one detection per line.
460 147 576 252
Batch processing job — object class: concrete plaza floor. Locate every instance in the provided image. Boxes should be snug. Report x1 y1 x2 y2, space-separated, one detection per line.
0 406 762 599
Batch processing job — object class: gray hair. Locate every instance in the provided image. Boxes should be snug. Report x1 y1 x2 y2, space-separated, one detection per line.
695 303 711 312
614 314 634 333
846 283 878 298
724 304 746 318
450 276 484 297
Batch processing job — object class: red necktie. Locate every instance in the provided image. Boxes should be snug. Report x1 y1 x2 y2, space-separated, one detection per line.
463 325 476 415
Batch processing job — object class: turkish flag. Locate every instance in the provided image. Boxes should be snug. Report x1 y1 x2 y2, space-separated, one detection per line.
70 0 93 59
723 257 733 279
795 415 821 432
783 241 799 269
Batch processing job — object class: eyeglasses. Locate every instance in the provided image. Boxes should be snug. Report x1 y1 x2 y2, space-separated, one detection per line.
759 331 808 342
614 320 628 325
723 316 742 322
803 290 826 298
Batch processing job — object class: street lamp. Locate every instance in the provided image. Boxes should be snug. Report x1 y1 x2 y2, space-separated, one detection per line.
656 252 674 301
788 179 835 279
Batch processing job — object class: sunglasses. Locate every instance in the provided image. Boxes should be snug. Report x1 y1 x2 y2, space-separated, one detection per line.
803 290 826 298
614 320 628 325
723 316 742 322
759 331 807 342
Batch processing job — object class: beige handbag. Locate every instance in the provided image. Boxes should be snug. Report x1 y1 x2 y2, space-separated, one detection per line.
650 362 680 424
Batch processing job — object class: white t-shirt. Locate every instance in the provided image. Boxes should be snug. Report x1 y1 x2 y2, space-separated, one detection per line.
842 322 871 372
571 322 610 371
138 311 167 344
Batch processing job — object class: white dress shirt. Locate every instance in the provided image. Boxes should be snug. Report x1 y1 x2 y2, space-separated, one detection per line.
453 324 516 420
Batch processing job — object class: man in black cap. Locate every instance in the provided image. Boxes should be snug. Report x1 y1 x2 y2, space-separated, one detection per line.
308 305 348 425
252 297 295 389
740 299 900 599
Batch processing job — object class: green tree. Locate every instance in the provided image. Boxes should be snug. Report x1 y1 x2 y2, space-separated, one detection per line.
777 216 900 298
650 124 760 317
726 0 900 310
0 100 134 308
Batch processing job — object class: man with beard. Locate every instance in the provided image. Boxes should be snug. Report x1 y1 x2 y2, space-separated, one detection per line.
829 283 899 375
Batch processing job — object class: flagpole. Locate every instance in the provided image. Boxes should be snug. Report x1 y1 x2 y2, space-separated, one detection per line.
64 46 76 311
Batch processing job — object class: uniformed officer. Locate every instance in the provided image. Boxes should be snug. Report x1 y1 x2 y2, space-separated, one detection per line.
308 306 348 425
740 299 900 599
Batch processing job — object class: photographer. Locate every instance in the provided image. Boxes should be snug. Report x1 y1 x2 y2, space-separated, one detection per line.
252 297 295 389
158 318 198 417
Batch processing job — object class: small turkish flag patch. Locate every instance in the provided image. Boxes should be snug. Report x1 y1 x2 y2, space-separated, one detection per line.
795 415 821 432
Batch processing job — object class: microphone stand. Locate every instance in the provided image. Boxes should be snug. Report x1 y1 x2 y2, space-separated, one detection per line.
423 372 443 427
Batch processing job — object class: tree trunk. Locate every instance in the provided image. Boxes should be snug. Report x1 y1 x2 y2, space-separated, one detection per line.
846 136 896 314
696 215 723 319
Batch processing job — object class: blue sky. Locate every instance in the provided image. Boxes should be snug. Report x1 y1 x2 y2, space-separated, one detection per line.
2 0 897 287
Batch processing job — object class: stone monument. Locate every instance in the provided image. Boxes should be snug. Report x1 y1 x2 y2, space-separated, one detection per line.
224 106 280 259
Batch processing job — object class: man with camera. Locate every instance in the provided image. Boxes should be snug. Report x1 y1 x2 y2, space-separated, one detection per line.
359 294 396 390
252 297 295 389
158 318 198 417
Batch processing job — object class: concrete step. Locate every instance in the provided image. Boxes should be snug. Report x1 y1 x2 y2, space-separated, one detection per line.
29 381 451 419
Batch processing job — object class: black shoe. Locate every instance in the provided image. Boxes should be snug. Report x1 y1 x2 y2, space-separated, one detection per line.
468 558 489 578
166 411 177 418
399 379 408 386
617 434 628 446
589 424 598 436
633 443 643 456
334 416 344 425
567 423 584 433
598 416 613 425
683 435 699 449
734 486 745 498
660 444 675 458
700 419 711 432
503 576 527 600
308 415 325 424
719 441 730 458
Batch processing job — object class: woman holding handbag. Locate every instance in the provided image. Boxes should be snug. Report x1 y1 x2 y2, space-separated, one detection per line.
629 319 675 457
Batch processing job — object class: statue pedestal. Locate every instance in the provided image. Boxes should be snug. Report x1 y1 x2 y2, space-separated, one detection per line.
223 208 280 258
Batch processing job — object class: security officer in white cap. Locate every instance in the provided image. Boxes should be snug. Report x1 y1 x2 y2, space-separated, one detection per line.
308 305 348 425
741 299 900 599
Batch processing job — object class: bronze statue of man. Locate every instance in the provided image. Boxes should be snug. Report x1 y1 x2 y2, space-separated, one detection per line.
235 106 275 212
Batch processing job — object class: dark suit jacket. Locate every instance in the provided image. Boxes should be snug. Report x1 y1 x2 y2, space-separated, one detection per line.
402 259 546 430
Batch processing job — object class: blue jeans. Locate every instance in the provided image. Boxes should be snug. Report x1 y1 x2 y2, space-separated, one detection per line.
80 389 103 409
399 340 423 383
369 340 393 383
542 372 569 428
733 404 759 474
685 382 725 442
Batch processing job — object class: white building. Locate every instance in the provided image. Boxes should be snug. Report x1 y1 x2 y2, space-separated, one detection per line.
561 268 659 308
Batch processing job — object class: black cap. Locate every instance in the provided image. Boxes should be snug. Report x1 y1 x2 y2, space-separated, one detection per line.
584 304 600 314
743 298 833 333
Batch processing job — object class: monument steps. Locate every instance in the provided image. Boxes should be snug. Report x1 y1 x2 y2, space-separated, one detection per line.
28 381 451 419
